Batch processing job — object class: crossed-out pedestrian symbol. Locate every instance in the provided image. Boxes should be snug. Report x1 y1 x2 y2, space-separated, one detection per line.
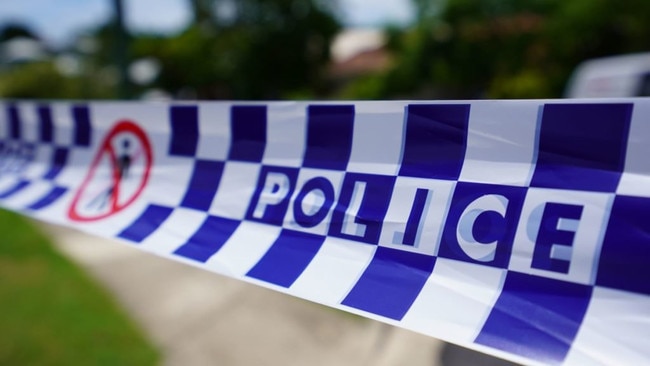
68 120 152 222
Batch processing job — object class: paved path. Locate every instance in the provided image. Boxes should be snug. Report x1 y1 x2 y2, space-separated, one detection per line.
43 225 446 366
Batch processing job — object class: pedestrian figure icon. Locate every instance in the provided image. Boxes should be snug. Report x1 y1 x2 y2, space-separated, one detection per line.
87 138 134 210
119 138 132 180
69 120 152 222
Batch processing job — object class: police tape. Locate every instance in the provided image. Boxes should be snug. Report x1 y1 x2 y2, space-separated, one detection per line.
1 99 649 365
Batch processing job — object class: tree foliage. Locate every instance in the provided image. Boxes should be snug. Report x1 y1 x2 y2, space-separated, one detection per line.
342 0 650 99
0 23 40 42
133 0 340 99
0 57 114 100
0 0 339 100
2 0 649 100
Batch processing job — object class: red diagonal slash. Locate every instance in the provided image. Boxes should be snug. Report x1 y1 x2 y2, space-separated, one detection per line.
68 120 153 222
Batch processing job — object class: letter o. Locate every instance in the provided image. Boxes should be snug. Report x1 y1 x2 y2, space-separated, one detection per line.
293 177 335 228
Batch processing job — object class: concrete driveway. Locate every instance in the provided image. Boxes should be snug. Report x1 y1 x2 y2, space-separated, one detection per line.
43 224 517 366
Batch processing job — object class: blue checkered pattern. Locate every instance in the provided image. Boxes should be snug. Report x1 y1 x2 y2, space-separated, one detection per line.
2 99 650 365
0 103 93 213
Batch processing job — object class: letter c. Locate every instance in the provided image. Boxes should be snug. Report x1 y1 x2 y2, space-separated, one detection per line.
456 194 509 262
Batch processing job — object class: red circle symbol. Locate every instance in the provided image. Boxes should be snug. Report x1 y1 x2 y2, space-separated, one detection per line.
68 120 153 222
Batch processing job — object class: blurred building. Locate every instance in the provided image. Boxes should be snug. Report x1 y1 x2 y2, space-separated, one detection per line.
328 28 392 90
0 25 49 68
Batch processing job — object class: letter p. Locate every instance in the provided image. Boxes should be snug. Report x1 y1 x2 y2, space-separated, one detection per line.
246 167 298 225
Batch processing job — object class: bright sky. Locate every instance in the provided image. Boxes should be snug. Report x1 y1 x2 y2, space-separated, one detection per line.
0 0 415 46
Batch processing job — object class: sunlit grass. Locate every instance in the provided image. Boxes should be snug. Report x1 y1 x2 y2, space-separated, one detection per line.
0 209 159 365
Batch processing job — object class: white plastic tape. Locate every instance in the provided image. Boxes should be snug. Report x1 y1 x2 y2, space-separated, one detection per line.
2 99 650 365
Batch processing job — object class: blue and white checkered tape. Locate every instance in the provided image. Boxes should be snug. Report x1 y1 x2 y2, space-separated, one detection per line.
1 99 649 365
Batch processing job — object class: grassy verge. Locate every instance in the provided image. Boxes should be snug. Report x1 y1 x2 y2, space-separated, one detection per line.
0 209 159 365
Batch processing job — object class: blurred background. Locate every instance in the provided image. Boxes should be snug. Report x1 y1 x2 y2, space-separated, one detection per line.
1 0 650 365
1 0 650 101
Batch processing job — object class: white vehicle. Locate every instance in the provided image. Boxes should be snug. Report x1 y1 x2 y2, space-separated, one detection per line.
565 53 650 98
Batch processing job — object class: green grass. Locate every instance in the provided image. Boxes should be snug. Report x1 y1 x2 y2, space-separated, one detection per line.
0 209 160 365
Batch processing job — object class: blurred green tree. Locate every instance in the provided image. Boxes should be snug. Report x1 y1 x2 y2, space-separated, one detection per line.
0 61 113 99
1 0 339 100
0 22 114 100
341 0 650 99
133 0 340 99
0 23 40 42
540 0 650 96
